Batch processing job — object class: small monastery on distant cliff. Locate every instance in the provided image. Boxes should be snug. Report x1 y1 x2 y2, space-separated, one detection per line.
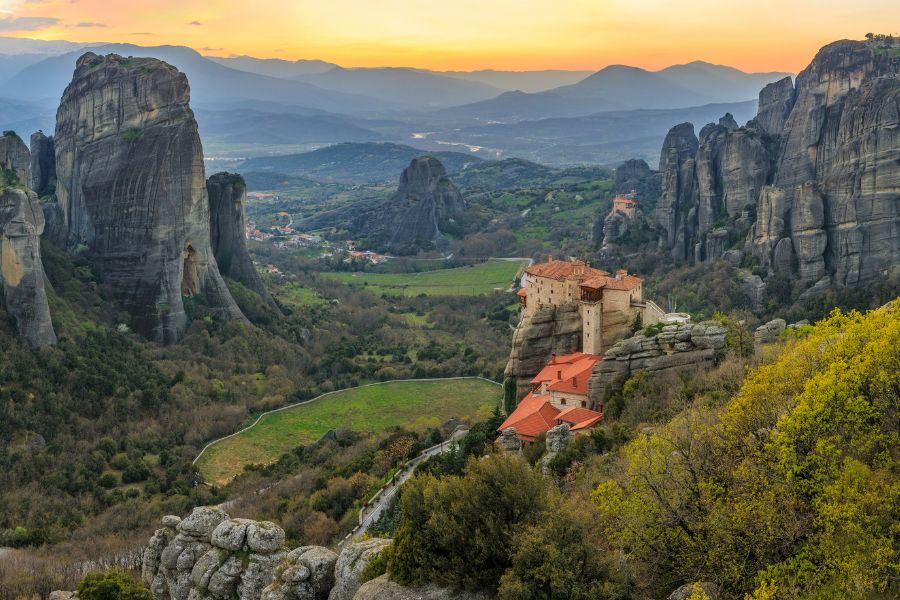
503 258 667 443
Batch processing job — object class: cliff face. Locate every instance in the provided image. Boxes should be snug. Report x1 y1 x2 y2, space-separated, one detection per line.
588 322 726 404
0 187 57 347
207 172 275 306
351 156 465 253
654 39 899 295
504 303 582 399
0 131 31 185
752 40 900 288
54 52 244 343
29 131 55 197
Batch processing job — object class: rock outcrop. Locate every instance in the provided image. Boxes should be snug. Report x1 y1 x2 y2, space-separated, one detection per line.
0 131 30 185
498 428 522 453
754 318 786 344
651 38 899 298
327 538 391 600
589 322 727 403
614 158 661 206
352 575 486 600
54 53 244 343
541 423 571 476
29 131 55 197
143 508 397 600
350 156 465 253
505 303 582 399
207 172 275 306
0 186 57 347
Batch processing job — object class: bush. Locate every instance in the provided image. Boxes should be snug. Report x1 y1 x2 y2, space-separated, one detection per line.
78 568 152 600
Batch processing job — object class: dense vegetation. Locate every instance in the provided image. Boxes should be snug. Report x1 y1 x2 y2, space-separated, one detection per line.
382 303 899 599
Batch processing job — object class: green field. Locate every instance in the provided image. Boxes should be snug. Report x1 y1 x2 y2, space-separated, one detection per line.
322 260 527 296
196 378 501 484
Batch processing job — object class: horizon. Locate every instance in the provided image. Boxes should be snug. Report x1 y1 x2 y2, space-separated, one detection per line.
1 0 897 72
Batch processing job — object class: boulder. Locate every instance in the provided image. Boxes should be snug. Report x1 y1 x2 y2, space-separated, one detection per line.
352 575 487 600
262 546 338 600
668 582 720 600
246 521 286 553
328 538 392 600
754 318 786 344
53 52 245 343
498 428 522 453
178 506 229 540
541 423 571 476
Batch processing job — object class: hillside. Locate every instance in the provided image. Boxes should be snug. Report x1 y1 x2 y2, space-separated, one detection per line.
238 142 482 184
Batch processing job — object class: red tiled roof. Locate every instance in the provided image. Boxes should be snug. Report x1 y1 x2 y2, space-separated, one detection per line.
556 406 603 430
614 197 637 206
516 288 528 297
530 352 596 384
579 271 643 291
499 392 560 441
546 357 600 395
524 260 609 282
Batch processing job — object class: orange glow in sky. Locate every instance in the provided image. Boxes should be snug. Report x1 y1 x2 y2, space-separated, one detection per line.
1 0 897 72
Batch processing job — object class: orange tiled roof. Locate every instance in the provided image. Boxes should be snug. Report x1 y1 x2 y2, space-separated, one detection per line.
579 270 643 291
530 352 597 384
546 357 601 395
499 392 560 441
524 259 609 282
556 406 603 430
614 197 637 206
516 288 528 297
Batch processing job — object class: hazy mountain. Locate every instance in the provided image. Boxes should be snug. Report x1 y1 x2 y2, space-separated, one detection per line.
0 35 101 55
437 63 790 122
238 142 482 184
440 69 594 93
293 67 504 108
450 158 607 191
0 97 56 135
195 108 383 144
419 100 758 166
208 55 339 78
4 44 396 115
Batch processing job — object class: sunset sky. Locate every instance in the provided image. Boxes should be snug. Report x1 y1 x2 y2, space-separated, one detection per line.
1 0 897 72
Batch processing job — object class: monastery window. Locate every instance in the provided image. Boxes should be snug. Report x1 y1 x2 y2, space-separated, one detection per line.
560 398 567 405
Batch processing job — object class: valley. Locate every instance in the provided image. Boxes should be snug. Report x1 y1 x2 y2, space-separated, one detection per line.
0 20 897 600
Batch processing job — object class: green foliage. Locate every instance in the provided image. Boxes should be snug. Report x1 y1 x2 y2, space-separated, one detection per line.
388 454 550 592
591 303 900 598
77 568 152 600
359 546 390 584
714 311 753 357
502 376 518 415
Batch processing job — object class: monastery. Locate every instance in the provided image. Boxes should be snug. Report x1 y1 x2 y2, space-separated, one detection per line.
503 257 666 443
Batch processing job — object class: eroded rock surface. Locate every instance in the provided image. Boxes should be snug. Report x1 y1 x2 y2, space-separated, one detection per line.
352 575 487 600
54 52 244 343
504 303 582 399
541 423 571 476
29 131 55 197
350 156 466 253
0 131 30 185
0 187 56 347
207 171 275 306
327 538 391 600
589 322 727 402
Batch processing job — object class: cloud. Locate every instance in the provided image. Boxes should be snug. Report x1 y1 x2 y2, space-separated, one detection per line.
0 16 59 31
188 20 202 26
131 32 154 35
200 47 222 52
74 21 106 28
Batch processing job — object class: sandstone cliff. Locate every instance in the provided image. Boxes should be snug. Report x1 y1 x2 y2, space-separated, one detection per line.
653 39 899 297
588 322 727 403
29 131 55 197
54 53 245 343
0 187 57 347
504 303 582 399
350 156 466 253
207 172 276 307
0 131 31 185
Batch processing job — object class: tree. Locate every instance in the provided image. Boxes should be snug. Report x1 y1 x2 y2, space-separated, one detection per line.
388 454 550 592
78 568 152 600
503 377 518 415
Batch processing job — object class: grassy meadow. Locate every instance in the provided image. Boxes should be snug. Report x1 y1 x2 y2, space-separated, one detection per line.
196 378 501 484
322 259 527 296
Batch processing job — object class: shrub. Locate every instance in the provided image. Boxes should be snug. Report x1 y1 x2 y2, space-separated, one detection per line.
77 568 152 600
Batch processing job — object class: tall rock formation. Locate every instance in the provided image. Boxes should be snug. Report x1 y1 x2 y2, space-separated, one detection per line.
0 187 57 347
29 131 55 197
0 131 31 185
651 38 899 295
504 303 582 399
207 172 275 306
351 156 466 253
54 52 244 343
751 40 900 288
